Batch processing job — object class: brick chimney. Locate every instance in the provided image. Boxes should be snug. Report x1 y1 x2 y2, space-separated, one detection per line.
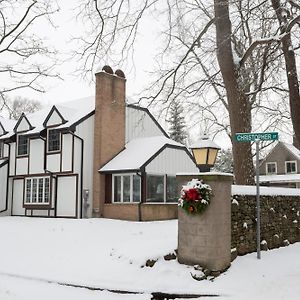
93 66 126 217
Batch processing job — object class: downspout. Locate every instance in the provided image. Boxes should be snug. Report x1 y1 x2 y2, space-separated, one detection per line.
0 141 11 214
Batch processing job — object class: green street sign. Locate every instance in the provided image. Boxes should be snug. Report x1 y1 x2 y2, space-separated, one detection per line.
235 132 279 142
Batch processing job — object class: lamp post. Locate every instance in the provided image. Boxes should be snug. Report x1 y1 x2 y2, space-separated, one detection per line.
190 133 221 172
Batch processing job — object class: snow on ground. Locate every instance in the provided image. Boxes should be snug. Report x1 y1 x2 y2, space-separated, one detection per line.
0 217 299 299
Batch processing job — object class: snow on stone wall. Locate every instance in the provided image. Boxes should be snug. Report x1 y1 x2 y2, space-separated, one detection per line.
231 194 300 256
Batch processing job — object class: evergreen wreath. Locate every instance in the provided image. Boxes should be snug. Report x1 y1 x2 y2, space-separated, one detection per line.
178 179 212 215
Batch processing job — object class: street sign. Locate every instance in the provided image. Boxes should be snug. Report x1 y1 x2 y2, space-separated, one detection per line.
234 131 279 260
235 132 278 142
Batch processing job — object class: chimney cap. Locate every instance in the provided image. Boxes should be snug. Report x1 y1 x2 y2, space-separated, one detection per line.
102 65 114 74
115 69 125 78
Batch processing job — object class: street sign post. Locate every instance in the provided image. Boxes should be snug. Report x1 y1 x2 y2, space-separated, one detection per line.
235 132 279 260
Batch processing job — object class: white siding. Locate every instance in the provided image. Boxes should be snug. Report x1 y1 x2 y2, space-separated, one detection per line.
146 147 198 174
61 133 73 172
12 179 25 215
56 175 77 217
0 126 4 136
75 115 94 218
16 117 30 132
126 107 165 142
46 154 60 173
32 210 49 216
29 139 44 174
0 163 8 212
16 157 28 175
9 143 15 176
2 143 9 157
46 110 63 126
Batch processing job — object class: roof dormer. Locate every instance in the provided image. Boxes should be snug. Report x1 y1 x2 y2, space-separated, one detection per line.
13 113 34 133
43 106 67 128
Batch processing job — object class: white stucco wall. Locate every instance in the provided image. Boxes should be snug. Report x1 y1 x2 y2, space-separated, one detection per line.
12 179 25 216
29 139 45 174
61 133 73 172
0 163 8 213
16 157 28 175
75 115 94 218
56 175 77 217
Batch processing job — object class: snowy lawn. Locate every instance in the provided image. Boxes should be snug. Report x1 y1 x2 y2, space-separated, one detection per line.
0 216 299 299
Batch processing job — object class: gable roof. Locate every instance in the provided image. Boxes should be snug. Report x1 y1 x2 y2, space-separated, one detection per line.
0 96 169 141
127 104 169 138
260 141 300 167
99 136 187 173
282 142 300 160
13 113 34 133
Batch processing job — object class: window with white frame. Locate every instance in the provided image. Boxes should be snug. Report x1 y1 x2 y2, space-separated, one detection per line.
285 161 297 174
146 174 177 203
25 177 50 204
266 162 277 175
17 135 29 156
113 174 141 203
47 129 61 152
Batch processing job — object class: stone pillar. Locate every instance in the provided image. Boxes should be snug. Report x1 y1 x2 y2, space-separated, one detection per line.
93 66 126 217
177 173 233 271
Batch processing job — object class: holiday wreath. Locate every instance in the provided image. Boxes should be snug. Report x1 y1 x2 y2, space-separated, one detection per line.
178 179 212 215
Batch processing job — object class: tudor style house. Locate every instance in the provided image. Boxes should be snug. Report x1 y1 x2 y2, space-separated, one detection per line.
259 141 300 188
0 66 198 220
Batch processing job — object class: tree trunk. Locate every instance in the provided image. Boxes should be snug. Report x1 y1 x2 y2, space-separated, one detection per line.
214 0 254 185
271 0 300 146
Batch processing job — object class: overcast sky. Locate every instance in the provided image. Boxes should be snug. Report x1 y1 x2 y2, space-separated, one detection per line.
16 1 159 107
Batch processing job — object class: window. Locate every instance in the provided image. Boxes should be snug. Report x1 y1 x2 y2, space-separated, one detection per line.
17 135 28 156
266 162 277 175
285 161 297 174
25 177 50 205
166 176 177 203
112 174 141 203
146 174 178 203
47 129 61 152
146 175 164 202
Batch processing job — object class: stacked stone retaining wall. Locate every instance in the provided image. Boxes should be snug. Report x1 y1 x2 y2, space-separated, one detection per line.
231 195 300 255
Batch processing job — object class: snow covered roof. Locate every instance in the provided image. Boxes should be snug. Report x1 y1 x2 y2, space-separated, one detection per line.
232 184 300 196
282 142 300 160
99 136 186 173
0 117 16 139
259 174 300 183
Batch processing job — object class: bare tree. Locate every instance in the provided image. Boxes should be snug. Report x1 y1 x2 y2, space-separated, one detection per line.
270 0 300 148
7 96 42 120
0 0 60 112
74 0 299 184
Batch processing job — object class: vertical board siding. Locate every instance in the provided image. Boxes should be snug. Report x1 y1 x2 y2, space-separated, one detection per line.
146 148 198 174
125 107 164 142
75 115 94 218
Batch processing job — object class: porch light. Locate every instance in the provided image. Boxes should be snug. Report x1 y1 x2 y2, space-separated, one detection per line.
190 133 221 172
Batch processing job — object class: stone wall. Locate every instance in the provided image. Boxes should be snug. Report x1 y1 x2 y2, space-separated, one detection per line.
231 194 300 255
